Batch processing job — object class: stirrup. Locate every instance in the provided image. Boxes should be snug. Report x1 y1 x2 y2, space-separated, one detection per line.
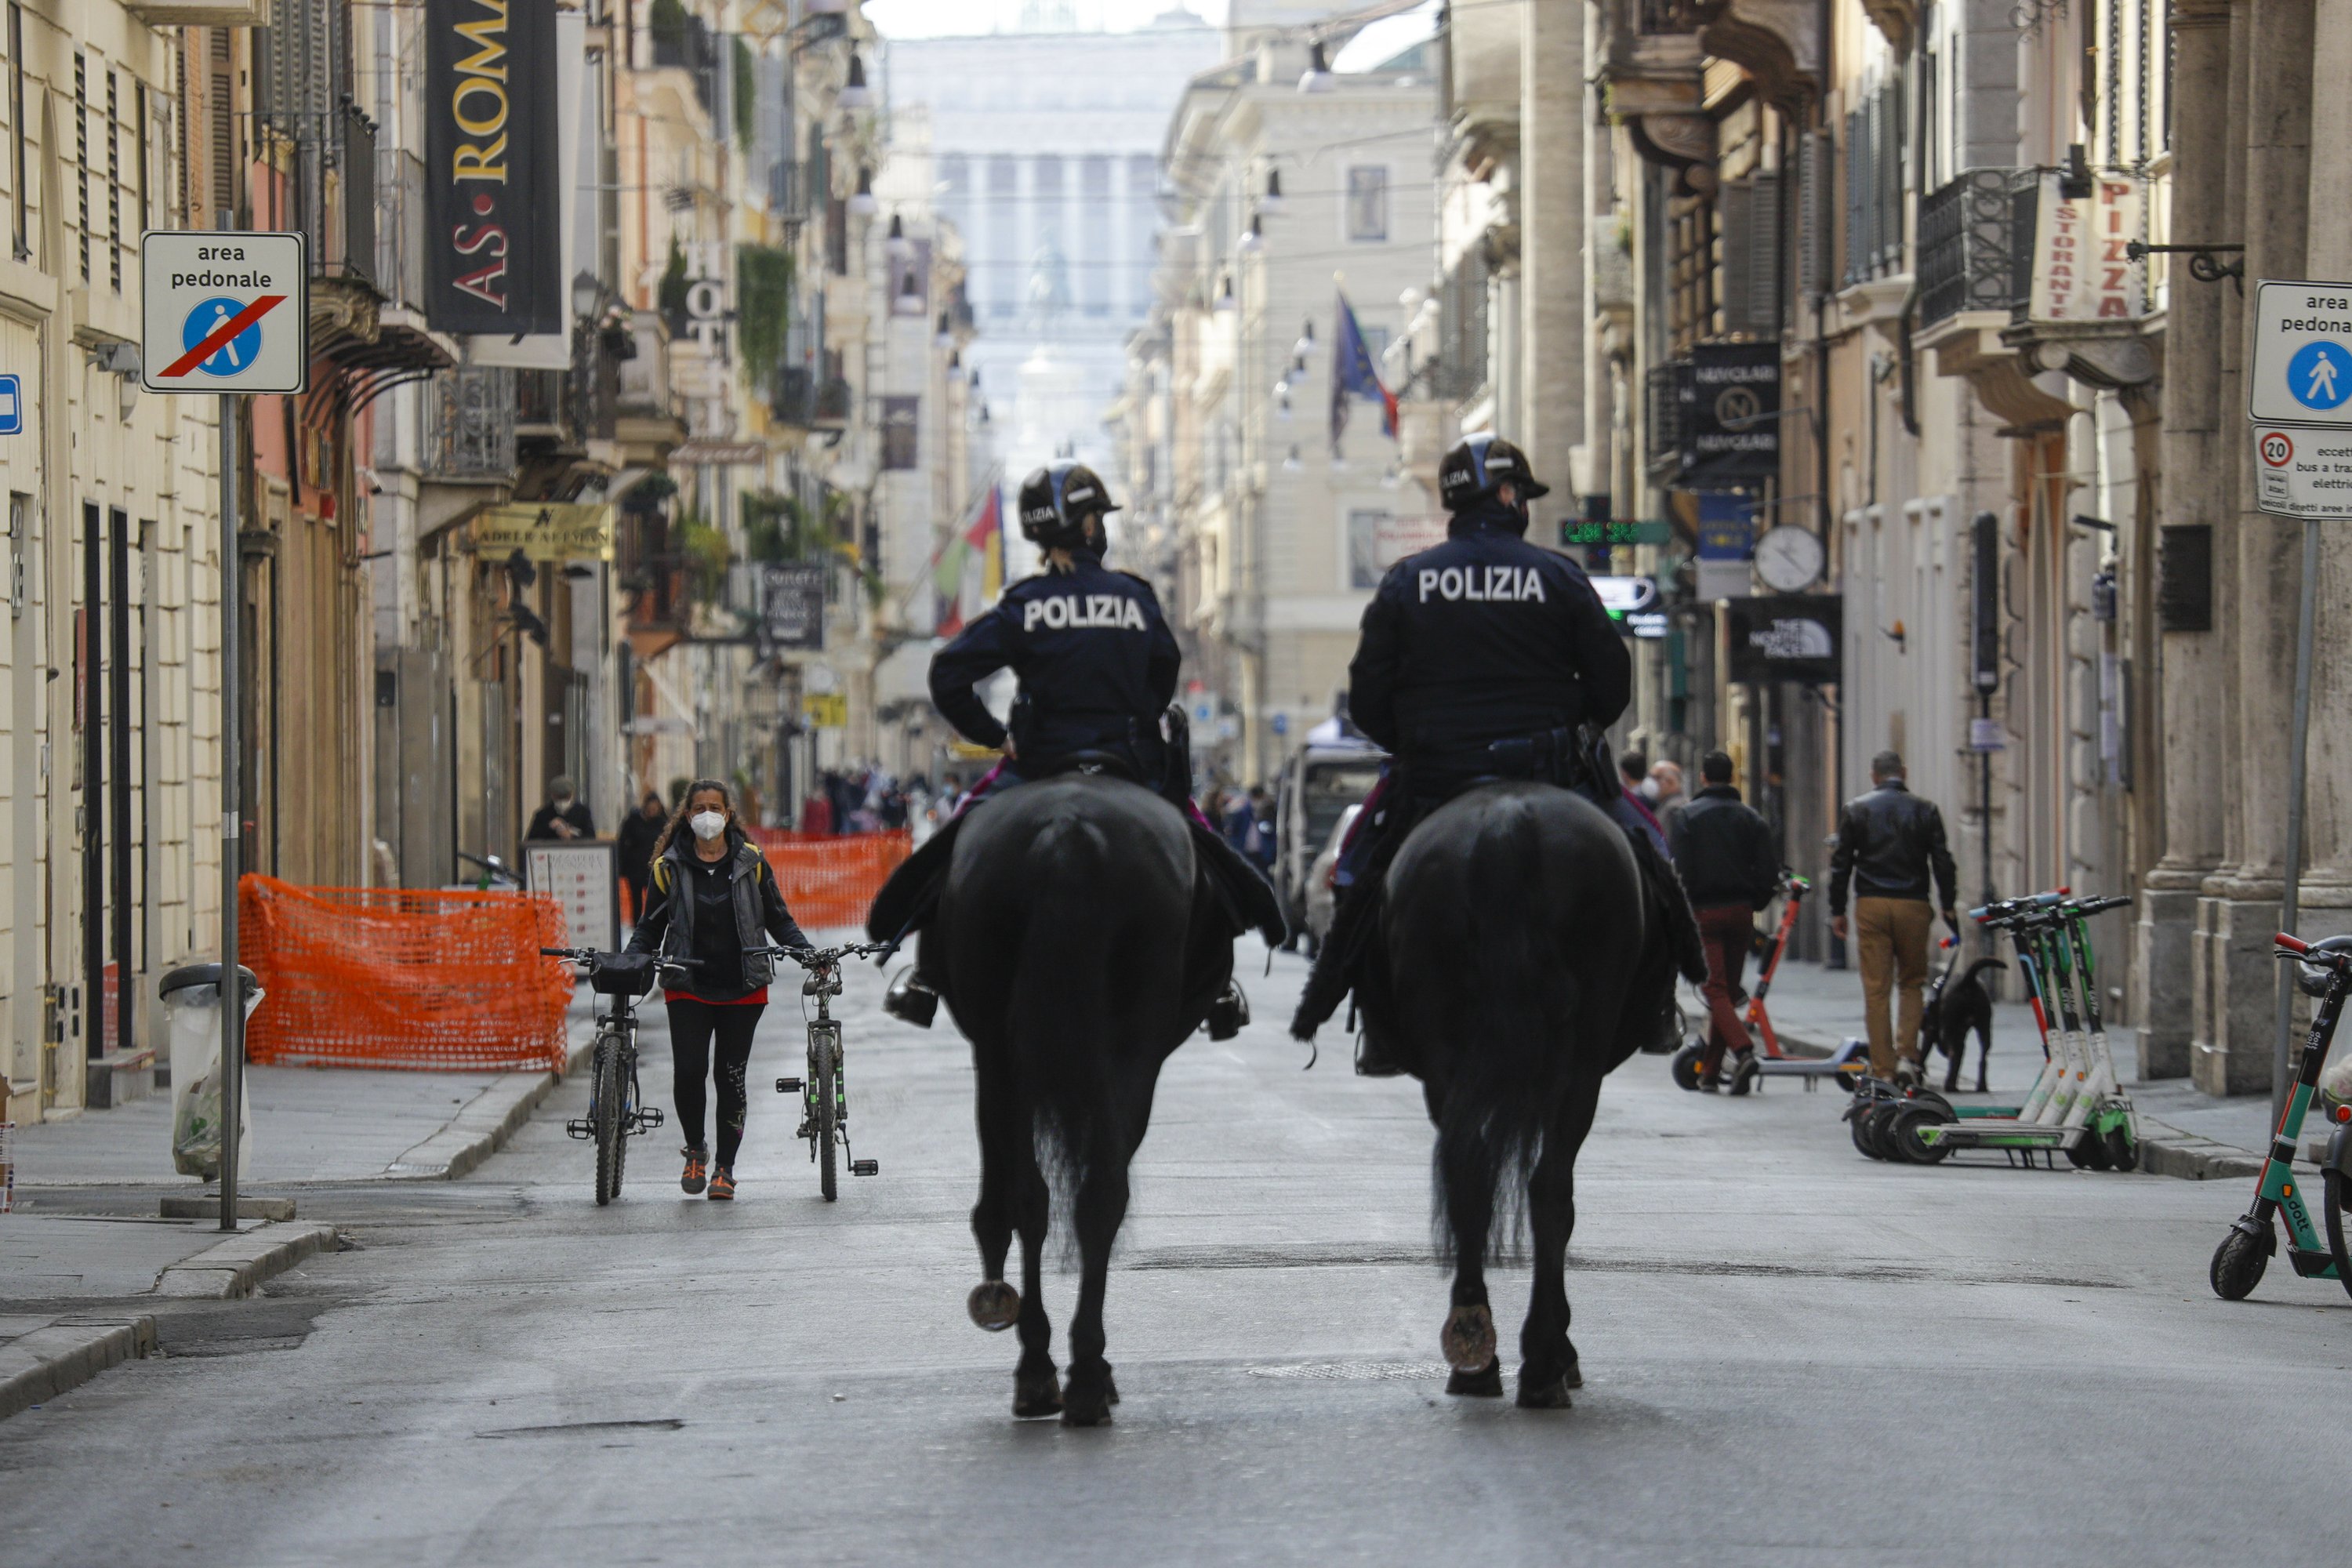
884 968 938 1028
1206 981 1249 1041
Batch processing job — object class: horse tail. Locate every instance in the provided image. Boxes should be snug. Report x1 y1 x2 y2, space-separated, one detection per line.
1432 795 1577 1268
1008 814 1116 1212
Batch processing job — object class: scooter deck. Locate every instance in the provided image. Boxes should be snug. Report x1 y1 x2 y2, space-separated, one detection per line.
1914 1121 2085 1150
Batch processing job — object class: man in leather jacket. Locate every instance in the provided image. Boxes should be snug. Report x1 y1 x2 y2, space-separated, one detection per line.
1671 750 1780 1090
1828 750 1959 1085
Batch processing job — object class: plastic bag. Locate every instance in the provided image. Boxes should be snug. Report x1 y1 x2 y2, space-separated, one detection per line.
168 981 260 1181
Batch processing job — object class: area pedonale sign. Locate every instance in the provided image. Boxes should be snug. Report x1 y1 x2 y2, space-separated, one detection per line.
425 0 561 336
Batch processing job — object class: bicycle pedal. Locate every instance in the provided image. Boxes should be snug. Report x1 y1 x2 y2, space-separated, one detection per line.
564 1120 593 1140
851 1159 879 1177
775 1076 802 1094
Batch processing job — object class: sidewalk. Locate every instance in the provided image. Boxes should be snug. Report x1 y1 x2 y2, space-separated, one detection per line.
1741 958 2283 1176
8 995 595 1192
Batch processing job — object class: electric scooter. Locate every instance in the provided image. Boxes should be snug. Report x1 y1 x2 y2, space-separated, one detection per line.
2209 931 2352 1303
1899 895 2138 1167
1671 875 1871 1094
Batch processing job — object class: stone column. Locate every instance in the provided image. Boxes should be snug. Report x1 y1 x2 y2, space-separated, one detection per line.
2201 0 2314 1094
1520 0 1584 489
2292 0 2352 931
1582 3 1615 507
2138 0 2234 1076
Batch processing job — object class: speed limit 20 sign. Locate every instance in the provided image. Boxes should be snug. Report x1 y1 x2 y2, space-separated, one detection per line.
2252 424 2352 518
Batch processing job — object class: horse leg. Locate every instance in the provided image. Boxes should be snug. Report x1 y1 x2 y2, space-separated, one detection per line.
1436 1090 1502 1398
1518 1080 1600 1409
1061 1145 1130 1427
968 1060 1059 1417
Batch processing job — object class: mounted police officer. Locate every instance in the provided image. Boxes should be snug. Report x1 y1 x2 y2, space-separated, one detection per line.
874 459 1281 1035
1293 434 1704 1073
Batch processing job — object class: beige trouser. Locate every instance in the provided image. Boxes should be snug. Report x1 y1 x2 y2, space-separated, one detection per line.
1855 896 1933 1077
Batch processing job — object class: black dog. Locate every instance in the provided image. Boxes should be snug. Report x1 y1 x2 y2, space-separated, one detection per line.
1923 947 2005 1093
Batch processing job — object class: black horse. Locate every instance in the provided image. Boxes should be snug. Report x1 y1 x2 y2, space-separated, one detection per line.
1366 781 1683 1409
920 771 1232 1425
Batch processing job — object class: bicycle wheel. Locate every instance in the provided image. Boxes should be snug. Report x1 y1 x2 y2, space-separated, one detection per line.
593 1032 627 1206
817 1041 840 1203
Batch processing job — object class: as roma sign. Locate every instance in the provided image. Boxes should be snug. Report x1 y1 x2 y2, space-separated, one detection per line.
426 0 561 335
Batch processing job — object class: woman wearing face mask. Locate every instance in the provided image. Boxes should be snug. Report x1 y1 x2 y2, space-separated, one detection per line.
627 779 811 1200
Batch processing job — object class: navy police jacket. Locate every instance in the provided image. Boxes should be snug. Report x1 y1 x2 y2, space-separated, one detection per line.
929 548 1181 768
1348 507 1632 787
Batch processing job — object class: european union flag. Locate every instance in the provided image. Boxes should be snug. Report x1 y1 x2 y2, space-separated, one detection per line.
1330 289 1398 456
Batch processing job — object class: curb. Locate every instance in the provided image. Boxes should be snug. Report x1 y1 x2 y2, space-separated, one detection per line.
154 1221 340 1298
0 1316 158 1421
381 1019 591 1181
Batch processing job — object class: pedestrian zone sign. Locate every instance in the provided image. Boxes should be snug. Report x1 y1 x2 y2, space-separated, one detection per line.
2249 281 2352 425
139 230 307 395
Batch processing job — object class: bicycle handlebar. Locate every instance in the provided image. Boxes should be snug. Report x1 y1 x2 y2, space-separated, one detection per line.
752 942 891 967
540 946 702 971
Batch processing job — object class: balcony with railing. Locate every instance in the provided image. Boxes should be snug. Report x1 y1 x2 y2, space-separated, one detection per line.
422 367 517 481
1424 250 1490 404
617 504 689 641
1918 169 2027 330
1646 359 1689 475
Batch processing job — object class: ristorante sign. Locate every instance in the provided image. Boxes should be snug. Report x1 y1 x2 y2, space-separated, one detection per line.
425 0 561 335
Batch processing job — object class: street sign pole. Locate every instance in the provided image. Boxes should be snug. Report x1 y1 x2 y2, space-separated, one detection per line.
2275 517 2321 1129
218 372 241 1232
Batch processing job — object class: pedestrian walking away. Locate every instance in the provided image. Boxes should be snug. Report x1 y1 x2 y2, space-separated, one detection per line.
525 775 596 842
628 779 812 1200
1669 750 1780 1090
615 789 666 926
1828 750 1959 1086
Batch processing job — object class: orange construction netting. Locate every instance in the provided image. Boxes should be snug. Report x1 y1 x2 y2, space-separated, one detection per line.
239 875 575 1073
742 829 913 930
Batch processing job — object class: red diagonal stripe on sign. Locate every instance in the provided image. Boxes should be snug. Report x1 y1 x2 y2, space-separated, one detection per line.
159 294 287 379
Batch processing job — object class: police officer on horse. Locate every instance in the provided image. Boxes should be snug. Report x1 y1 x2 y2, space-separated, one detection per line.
873 460 1281 1035
1293 434 1704 1073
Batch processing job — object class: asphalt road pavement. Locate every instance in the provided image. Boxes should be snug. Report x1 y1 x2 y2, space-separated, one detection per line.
5 946 2349 1566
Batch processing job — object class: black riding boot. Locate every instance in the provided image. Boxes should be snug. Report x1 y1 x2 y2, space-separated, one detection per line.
1291 880 1405 1073
1205 979 1249 1040
884 967 938 1028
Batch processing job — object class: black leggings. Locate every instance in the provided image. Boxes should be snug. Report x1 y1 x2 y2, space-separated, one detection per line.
666 998 765 1168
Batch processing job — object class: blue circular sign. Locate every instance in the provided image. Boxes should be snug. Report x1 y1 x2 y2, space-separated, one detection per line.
180 296 262 376
1271 713 1290 736
2288 340 2352 410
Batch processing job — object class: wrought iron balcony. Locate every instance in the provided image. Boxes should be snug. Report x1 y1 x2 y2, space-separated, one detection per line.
1918 169 2031 328
421 367 517 480
1646 359 1689 474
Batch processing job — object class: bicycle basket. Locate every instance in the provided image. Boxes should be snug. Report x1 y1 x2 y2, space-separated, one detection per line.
590 951 658 996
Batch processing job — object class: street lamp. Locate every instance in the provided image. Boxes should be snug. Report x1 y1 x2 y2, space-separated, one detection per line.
1283 444 1303 472
886 213 911 259
935 310 955 349
1214 274 1236 313
1237 212 1265 255
572 269 602 322
850 166 878 216
1298 40 1335 93
1261 169 1286 214
840 52 872 111
1293 318 1315 358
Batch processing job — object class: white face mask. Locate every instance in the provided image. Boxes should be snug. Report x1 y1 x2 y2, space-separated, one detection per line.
689 810 727 842
1637 778 1661 801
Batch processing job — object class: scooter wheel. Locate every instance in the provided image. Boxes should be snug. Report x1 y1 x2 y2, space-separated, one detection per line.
2101 1125 2139 1173
1850 1107 1885 1160
2067 1131 2111 1171
2210 1223 2270 1301
1862 1102 1906 1161
1890 1105 1955 1164
1670 1040 1705 1092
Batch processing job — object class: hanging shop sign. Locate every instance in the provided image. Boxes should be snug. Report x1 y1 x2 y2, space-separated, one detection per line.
763 563 829 651
426 0 561 336
1724 594 1842 685
472 503 613 561
1681 343 1780 485
802 691 849 729
2027 171 2144 323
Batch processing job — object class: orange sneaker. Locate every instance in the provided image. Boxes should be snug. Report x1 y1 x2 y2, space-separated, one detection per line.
680 1147 708 1195
707 1167 735 1201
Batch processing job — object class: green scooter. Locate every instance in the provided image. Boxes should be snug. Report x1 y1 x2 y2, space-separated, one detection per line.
2209 931 2352 1303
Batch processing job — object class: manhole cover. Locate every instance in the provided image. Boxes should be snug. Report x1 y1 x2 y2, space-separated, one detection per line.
1245 1361 1444 1382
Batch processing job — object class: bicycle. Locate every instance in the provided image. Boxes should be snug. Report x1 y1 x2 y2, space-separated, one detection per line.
764 942 890 1201
542 946 688 1205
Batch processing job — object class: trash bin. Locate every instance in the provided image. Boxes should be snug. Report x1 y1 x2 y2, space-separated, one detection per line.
160 963 263 1181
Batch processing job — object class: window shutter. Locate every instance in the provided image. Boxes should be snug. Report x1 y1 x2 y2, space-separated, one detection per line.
209 28 234 220
1719 173 1782 336
1796 130 1831 300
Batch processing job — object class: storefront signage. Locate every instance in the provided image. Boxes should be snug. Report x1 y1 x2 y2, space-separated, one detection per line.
472 503 613 561
2027 171 2143 323
426 0 561 335
763 563 828 651
1681 343 1780 484
1724 594 1842 684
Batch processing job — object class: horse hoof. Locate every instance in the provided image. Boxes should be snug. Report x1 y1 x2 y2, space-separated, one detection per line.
1441 1304 1497 1372
1564 1357 1583 1391
968 1280 1020 1331
1013 1366 1062 1419
1515 1373 1573 1410
1104 1367 1120 1406
1062 1365 1116 1425
1445 1359 1504 1398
